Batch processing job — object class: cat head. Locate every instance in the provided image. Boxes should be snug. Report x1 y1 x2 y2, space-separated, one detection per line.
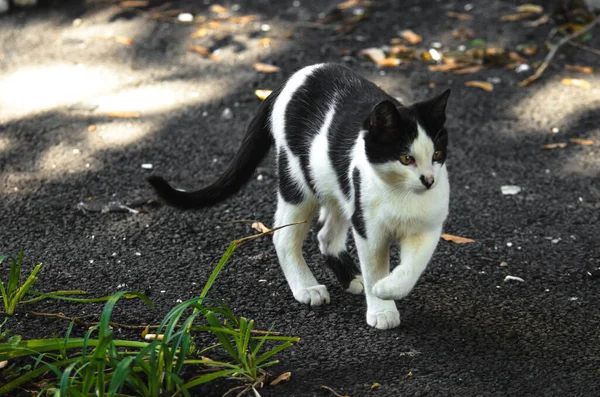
363 89 450 191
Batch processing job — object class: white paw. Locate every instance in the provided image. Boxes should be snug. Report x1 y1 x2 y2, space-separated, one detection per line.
372 273 413 301
293 285 330 306
345 275 364 295
367 301 400 330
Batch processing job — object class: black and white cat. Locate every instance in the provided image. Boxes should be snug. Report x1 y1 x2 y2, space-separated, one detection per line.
149 63 450 330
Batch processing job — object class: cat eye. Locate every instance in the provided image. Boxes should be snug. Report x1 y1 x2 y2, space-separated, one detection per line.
432 150 443 161
399 155 414 165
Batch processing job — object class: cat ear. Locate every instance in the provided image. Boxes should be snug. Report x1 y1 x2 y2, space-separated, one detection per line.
366 100 401 142
415 89 450 130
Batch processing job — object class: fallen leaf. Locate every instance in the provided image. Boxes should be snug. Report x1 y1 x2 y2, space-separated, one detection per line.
141 325 150 339
270 372 291 385
119 1 149 7
465 81 493 91
188 45 211 56
388 45 416 58
252 221 271 233
501 12 536 22
320 385 350 397
255 89 272 100
253 62 280 73
106 111 140 118
337 0 360 9
259 38 271 48
446 11 472 20
516 44 537 55
0 360 7 369
87 125 97 132
400 29 422 45
565 65 593 74
191 27 209 37
210 4 228 15
114 36 133 45
569 138 594 146
516 4 543 14
441 234 475 244
378 57 401 67
562 78 590 90
524 14 549 27
452 27 475 40
360 47 386 64
429 60 470 72
371 382 381 389
508 51 527 64
452 65 483 74
541 142 567 150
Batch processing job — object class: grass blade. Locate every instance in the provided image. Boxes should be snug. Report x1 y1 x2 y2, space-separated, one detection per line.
182 368 240 390
256 342 294 365
200 241 238 298
107 356 135 395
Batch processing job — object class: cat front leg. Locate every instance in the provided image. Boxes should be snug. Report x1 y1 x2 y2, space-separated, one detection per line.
352 229 400 330
372 227 442 301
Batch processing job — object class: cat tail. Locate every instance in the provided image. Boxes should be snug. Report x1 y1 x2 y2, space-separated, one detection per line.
147 88 280 209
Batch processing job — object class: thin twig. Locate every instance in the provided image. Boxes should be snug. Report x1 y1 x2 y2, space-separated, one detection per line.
567 40 600 56
520 15 600 87
215 219 259 225
321 385 350 397
233 221 306 247
27 311 280 334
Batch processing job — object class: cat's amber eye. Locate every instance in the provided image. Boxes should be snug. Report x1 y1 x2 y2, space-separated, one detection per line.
432 150 443 161
399 155 414 165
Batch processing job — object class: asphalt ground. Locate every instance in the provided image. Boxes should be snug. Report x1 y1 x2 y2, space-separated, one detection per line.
1 1 599 396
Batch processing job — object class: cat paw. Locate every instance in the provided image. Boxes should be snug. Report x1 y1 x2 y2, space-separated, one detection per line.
293 285 330 306
345 275 364 295
372 273 413 301
367 301 400 330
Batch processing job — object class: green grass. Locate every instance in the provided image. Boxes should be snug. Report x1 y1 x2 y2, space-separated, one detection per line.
0 228 299 396
0 250 125 315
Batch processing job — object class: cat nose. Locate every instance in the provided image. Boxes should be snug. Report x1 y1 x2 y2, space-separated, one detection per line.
420 175 434 189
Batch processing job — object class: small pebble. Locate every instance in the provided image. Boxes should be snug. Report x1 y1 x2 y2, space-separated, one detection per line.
515 64 530 73
431 42 443 49
504 275 524 283
221 108 233 120
257 174 264 181
551 127 559 133
464 3 474 11
506 242 513 247
177 13 194 22
501 185 521 195
261 24 271 32
458 44 467 51
135 252 141 256
141 163 153 169
487 77 502 84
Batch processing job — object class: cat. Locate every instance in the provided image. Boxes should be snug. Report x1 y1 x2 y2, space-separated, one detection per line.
149 63 451 330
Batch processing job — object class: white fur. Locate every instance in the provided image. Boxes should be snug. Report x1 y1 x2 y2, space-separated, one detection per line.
270 65 449 329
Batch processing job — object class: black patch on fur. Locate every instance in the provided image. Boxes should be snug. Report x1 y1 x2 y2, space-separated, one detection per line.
277 150 305 204
410 89 451 164
148 87 282 210
324 251 360 289
351 168 367 239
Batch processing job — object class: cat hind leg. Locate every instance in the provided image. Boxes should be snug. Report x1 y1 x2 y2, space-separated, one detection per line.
317 206 364 294
273 195 329 306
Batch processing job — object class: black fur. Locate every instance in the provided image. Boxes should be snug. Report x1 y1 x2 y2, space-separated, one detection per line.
324 251 360 289
278 150 305 204
147 87 281 209
351 168 367 239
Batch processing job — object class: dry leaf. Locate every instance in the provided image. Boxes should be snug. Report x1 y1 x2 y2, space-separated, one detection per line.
388 45 416 58
517 44 537 55
119 1 149 7
452 65 483 74
335 23 356 35
400 29 422 45
562 78 590 90
441 234 475 244
0 360 8 369
378 57 401 67
541 142 567 150
253 63 280 73
501 12 536 22
464 81 493 91
106 111 140 118
360 47 386 64
87 125 97 132
337 0 359 9
270 372 291 386
517 4 543 14
320 385 350 397
191 27 209 37
569 138 594 146
452 27 475 40
114 36 133 45
446 11 472 20
524 14 549 27
210 4 228 15
371 382 381 389
188 45 211 56
141 325 150 339
508 51 527 64
259 38 271 48
252 222 271 233
255 89 272 100
565 65 593 74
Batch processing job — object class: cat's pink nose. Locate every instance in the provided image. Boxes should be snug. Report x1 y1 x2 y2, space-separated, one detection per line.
420 175 434 189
